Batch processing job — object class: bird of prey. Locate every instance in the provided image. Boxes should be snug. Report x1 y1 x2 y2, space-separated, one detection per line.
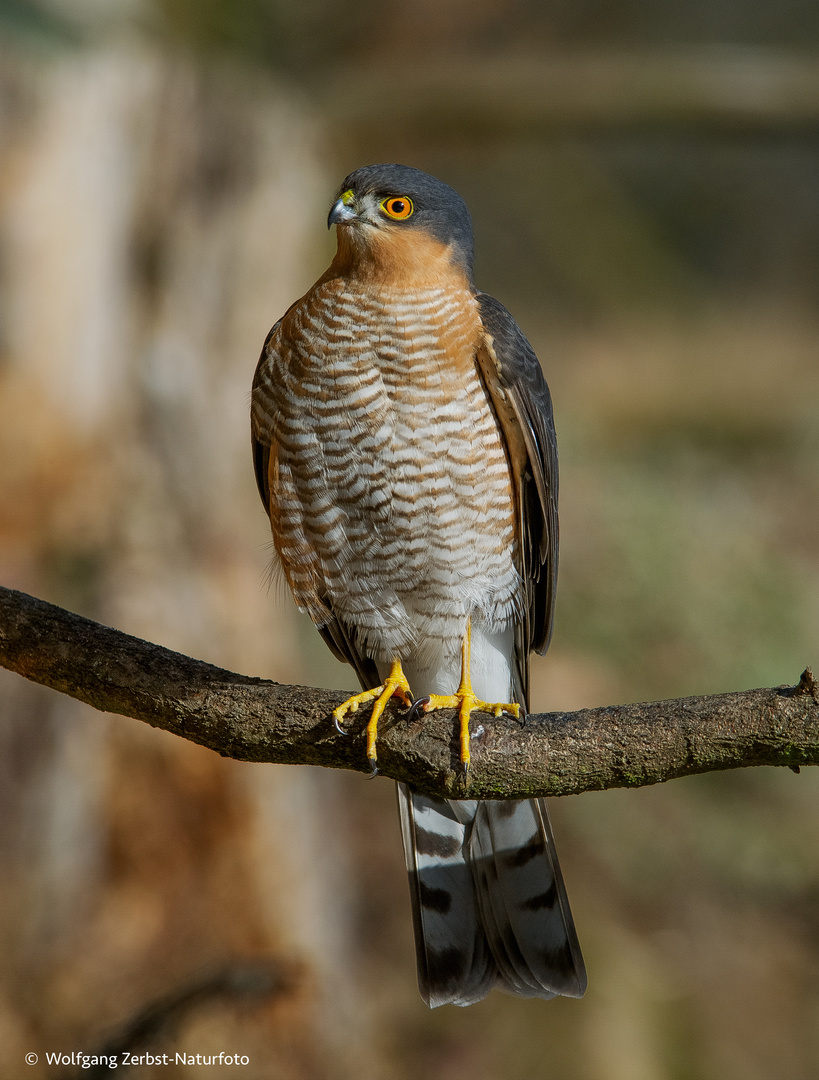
251 163 586 1007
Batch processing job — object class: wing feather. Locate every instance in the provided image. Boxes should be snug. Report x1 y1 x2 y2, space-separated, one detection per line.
474 292 559 672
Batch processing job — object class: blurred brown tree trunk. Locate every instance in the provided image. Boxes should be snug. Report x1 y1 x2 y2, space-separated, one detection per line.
0 41 382 1080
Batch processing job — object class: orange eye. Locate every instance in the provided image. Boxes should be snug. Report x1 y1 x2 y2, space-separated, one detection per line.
380 195 414 220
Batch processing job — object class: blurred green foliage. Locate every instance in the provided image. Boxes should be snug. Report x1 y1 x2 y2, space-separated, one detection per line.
0 0 78 46
146 0 819 63
149 0 370 71
558 434 810 699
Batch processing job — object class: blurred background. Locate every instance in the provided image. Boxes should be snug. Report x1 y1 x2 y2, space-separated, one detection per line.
0 1 818 1077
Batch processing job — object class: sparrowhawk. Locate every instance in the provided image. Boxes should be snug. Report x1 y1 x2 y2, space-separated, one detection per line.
251 163 586 1007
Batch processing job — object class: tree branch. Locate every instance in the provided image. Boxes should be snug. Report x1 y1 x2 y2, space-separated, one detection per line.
1 585 817 800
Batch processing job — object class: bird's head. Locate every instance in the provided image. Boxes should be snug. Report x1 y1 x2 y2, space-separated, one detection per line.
327 164 475 283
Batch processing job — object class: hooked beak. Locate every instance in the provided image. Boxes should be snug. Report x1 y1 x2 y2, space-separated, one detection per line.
327 194 358 228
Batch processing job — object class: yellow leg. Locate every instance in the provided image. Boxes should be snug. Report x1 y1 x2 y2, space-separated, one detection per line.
421 619 520 771
332 659 412 771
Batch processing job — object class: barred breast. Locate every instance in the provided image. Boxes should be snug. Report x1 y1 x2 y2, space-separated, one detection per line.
251 275 521 671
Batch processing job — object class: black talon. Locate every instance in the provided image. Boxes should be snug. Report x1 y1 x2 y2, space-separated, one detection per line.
333 716 348 735
407 696 430 722
366 758 379 779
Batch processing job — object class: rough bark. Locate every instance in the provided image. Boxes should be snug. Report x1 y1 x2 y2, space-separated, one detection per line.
1 585 817 800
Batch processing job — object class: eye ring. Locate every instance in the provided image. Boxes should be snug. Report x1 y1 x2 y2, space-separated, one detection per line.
380 195 414 220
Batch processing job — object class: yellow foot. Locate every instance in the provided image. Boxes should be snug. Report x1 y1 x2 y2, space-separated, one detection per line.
419 620 519 772
421 691 519 772
332 659 412 773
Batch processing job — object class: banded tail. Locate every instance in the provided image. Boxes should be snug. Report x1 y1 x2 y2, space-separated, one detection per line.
392 626 586 1008
397 787 586 1007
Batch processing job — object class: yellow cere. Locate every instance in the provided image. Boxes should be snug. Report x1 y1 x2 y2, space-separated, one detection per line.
380 195 414 220
340 189 356 205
